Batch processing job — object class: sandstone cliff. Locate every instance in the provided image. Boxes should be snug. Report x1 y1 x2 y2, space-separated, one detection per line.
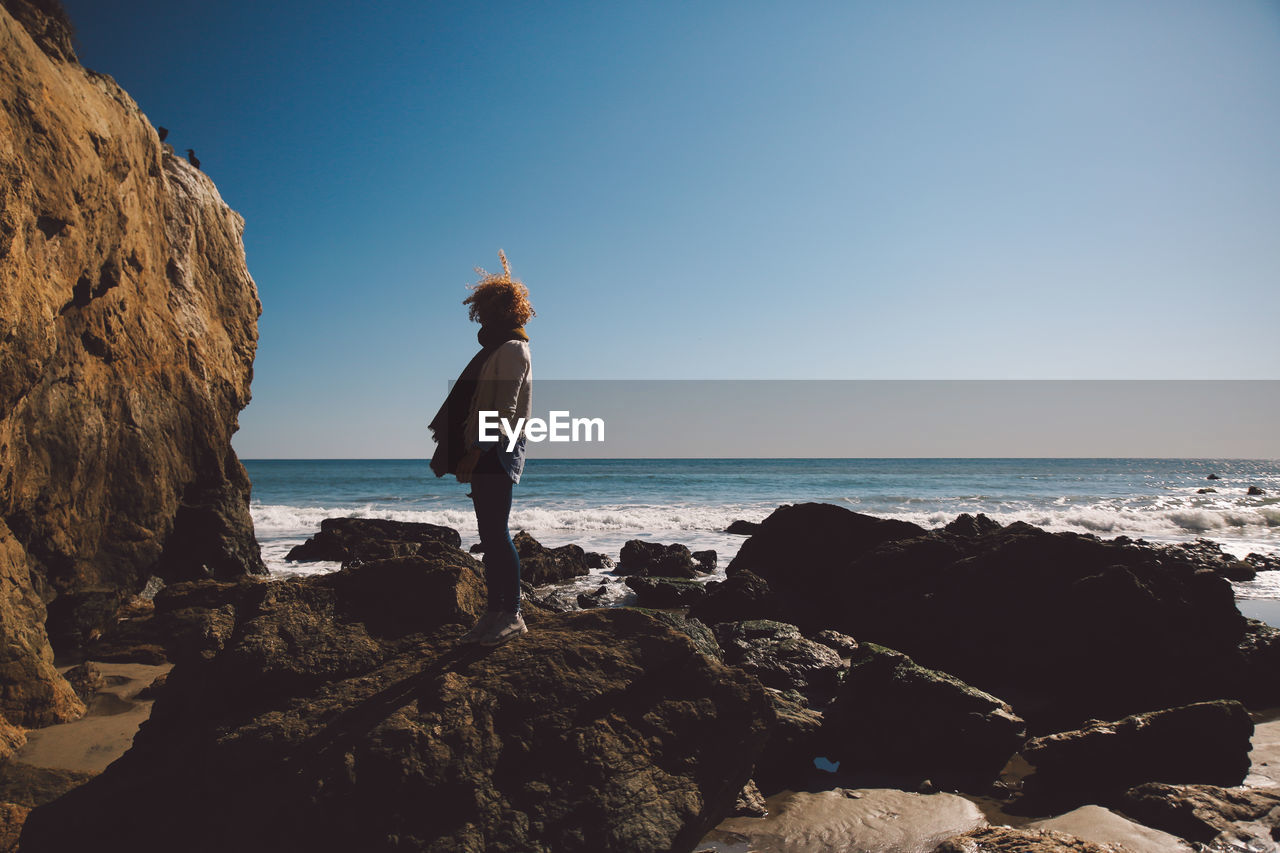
0 0 265 734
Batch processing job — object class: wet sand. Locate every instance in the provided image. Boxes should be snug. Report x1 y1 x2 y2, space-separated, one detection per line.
697 711 1280 853
13 662 170 774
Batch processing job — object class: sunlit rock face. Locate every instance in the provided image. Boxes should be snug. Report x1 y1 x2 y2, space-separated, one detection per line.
0 0 264 726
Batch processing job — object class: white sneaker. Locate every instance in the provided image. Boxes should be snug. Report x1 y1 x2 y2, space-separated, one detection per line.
479 611 528 647
460 610 501 644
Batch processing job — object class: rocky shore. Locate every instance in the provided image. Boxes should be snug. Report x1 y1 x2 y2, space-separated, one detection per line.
7 504 1278 851
4 1 1280 850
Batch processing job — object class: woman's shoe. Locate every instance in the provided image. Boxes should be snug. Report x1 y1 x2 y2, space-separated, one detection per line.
460 610 501 643
478 611 527 647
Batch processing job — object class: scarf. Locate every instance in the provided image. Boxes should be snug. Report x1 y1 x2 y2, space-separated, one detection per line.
428 326 529 477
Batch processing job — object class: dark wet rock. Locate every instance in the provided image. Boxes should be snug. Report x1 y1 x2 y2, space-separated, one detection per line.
1021 700 1254 808
61 661 105 704
726 520 762 535
809 629 858 658
819 643 1026 789
583 551 614 570
629 610 721 663
20 545 775 853
576 584 610 609
1152 538 1256 582
1207 474 1221 480
691 550 717 572
469 542 484 553
45 588 128 652
625 576 707 608
731 780 768 817
284 517 461 564
944 513 1003 537
512 531 591 586
753 688 825 793
1246 552 1280 573
616 540 699 578
521 586 578 613
937 826 1121 852
727 502 1279 730
1197 487 1217 494
712 620 845 702
687 570 782 626
726 502 926 624
1248 486 1266 496
1118 782 1280 845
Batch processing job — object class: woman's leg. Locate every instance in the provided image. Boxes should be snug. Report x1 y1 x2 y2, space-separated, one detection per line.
470 472 521 613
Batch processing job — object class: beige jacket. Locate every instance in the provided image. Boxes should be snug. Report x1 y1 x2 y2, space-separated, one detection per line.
463 340 532 447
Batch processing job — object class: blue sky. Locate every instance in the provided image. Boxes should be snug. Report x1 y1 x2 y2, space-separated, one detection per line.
61 1 1280 457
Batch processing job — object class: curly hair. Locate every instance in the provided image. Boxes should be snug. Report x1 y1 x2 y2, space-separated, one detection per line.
463 250 535 328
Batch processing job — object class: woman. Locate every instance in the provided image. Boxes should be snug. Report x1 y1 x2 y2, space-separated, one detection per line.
428 251 533 647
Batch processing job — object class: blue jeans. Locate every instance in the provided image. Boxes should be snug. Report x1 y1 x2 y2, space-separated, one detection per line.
470 468 521 613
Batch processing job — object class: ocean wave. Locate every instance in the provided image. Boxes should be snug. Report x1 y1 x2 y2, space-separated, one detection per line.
251 499 1280 557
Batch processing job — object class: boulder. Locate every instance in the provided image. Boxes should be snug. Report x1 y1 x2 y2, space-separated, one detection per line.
1197 488 1216 494
1207 474 1221 480
1118 782 1280 845
624 576 707 608
691 550 717 572
687 570 782 626
730 780 768 817
616 540 699 578
583 552 614 570
713 621 845 702
819 643 1026 788
1153 538 1255 582
511 531 591 586
576 584 609 609
728 502 1278 730
60 662 105 705
20 545 775 853
1021 701 1254 807
285 517 462 564
1248 486 1266 496
1246 552 1280 573
725 520 762 535
944 513 1003 537
810 629 858 658
753 688 825 793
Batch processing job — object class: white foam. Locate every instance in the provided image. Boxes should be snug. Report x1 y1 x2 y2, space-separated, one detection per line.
251 498 1280 581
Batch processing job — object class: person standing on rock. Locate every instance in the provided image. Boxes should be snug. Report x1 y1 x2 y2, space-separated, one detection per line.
429 251 533 646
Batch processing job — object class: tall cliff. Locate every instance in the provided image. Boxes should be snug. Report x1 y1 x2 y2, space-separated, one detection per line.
0 0 266 734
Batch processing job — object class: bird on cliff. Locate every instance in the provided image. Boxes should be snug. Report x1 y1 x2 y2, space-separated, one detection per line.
157 126 168 142
186 149 201 170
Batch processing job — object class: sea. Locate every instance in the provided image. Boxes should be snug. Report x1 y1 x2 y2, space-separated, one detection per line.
244 458 1280 623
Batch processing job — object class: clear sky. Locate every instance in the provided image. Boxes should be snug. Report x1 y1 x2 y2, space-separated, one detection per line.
60 1 1280 458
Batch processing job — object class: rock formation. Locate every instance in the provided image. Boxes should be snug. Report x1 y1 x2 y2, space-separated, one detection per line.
0 0 264 731
286 517 462 564
1020 700 1254 807
20 545 775 852
727 502 1280 730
